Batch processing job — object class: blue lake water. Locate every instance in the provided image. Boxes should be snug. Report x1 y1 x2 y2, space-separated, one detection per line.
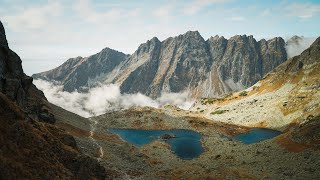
108 129 204 160
234 128 282 144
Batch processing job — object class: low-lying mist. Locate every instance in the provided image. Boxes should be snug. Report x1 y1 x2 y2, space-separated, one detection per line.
34 79 194 118
285 36 317 58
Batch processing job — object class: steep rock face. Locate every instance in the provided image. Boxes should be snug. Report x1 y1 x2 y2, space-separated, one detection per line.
259 37 287 75
117 31 212 96
33 48 129 92
0 21 53 122
33 31 287 98
0 20 107 179
115 33 287 98
287 36 320 71
0 21 8 47
117 37 162 94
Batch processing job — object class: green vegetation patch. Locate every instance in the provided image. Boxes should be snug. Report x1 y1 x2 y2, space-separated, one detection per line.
200 93 234 105
239 91 248 96
210 110 227 115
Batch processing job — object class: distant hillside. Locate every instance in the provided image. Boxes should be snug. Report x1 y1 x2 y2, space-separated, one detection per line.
191 36 320 130
33 48 129 92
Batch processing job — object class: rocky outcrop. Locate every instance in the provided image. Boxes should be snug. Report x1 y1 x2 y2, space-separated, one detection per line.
160 134 177 140
33 31 287 98
0 20 107 179
0 21 8 47
0 21 54 123
276 36 320 74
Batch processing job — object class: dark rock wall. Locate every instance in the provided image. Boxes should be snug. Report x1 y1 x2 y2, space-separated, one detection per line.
0 20 107 179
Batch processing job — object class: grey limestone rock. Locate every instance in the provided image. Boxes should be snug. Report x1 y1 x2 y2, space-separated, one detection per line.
33 31 288 98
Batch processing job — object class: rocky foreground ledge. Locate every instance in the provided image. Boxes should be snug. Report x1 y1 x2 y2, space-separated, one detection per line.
0 20 107 179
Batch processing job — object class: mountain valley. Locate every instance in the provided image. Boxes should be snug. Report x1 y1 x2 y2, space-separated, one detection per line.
37 34 320 179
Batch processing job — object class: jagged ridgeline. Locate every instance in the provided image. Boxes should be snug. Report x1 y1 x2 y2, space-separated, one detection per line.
33 31 287 98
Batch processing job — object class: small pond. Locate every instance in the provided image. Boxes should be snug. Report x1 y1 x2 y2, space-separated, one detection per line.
234 128 282 144
108 129 204 160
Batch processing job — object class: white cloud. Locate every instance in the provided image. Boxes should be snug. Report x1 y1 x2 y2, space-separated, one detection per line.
34 79 194 117
285 36 317 58
73 0 141 24
285 3 320 19
2 1 63 30
260 8 271 17
183 0 232 15
228 16 246 21
153 5 174 21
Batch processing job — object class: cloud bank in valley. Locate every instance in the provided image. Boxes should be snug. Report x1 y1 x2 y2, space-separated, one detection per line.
285 36 317 58
34 79 194 117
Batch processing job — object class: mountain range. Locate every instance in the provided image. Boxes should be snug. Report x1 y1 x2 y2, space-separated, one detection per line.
33 31 290 98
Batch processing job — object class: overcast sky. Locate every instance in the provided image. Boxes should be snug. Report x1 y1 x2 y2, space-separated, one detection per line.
1 0 320 75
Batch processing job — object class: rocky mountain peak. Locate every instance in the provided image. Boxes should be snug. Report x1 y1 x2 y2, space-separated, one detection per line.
180 31 205 43
209 35 220 40
101 47 114 52
66 56 83 64
286 35 303 45
183 30 202 38
100 47 127 55
299 36 320 65
232 34 257 43
0 21 8 47
229 34 245 40
269 36 285 43
207 35 226 43
150 36 160 42
136 37 161 55
267 37 286 50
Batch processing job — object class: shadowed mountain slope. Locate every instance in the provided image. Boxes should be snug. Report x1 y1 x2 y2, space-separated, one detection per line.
0 20 107 179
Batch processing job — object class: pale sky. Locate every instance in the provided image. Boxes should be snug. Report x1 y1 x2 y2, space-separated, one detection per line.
1 0 319 75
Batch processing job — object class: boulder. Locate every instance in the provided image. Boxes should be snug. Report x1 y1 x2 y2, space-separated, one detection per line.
160 134 176 140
